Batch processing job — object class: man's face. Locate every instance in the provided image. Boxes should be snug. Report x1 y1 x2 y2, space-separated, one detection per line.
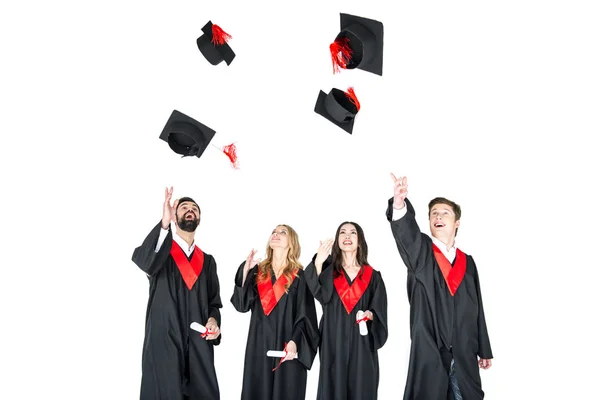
429 203 460 241
176 201 200 232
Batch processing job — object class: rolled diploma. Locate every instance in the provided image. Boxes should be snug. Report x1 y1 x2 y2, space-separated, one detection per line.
190 322 207 334
357 310 368 336
266 350 298 359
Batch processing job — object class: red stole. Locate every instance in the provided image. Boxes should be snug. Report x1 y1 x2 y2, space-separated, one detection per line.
432 243 466 296
333 265 373 314
170 240 205 290
257 271 297 316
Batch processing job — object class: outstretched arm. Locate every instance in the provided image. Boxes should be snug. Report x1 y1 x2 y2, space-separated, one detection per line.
387 175 429 274
132 187 180 276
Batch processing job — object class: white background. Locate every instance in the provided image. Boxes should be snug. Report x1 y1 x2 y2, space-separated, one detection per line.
1 0 599 398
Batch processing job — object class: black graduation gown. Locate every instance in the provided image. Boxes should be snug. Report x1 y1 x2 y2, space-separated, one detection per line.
386 198 493 400
305 256 388 400
132 222 222 400
230 263 319 400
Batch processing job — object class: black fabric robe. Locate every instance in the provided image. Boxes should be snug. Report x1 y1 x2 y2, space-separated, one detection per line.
305 255 388 400
132 222 222 400
386 198 493 400
230 263 319 400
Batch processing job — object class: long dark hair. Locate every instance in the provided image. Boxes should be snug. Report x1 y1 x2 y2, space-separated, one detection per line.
331 221 369 277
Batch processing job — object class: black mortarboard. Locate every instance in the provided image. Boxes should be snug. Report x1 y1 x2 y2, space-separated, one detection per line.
314 87 361 134
330 13 384 76
197 21 236 66
159 110 216 158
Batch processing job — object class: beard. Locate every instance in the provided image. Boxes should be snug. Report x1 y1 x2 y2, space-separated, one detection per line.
178 214 199 232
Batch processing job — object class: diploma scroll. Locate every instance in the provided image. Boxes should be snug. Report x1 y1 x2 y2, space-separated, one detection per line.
356 310 368 336
190 322 207 334
266 350 298 359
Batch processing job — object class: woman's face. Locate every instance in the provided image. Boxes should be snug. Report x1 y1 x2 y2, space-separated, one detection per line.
269 225 290 250
338 223 358 252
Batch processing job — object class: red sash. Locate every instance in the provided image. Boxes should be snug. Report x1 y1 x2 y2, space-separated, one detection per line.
170 240 205 290
432 244 466 296
257 271 297 316
333 265 373 314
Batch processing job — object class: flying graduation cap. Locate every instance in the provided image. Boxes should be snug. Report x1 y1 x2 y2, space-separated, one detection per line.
314 86 361 134
197 21 236 66
159 110 239 168
329 13 384 76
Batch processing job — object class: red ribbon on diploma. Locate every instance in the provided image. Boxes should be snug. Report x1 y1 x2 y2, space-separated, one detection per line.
272 342 288 372
200 329 216 338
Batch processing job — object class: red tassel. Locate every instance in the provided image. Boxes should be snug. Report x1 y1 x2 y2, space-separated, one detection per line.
329 37 352 74
211 24 232 46
222 143 239 169
345 87 360 112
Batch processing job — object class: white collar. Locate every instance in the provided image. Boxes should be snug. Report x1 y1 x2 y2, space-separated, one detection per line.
173 230 196 256
432 236 456 252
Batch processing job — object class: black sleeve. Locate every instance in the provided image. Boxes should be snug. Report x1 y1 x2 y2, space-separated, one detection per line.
368 271 389 351
291 272 320 370
230 262 258 313
304 254 334 305
206 254 223 346
386 197 431 274
472 258 493 359
132 221 172 276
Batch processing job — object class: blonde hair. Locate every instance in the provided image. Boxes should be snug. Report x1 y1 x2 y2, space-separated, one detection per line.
256 224 302 291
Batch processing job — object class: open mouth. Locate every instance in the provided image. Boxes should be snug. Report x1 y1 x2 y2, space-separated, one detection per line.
343 240 352 245
434 223 445 228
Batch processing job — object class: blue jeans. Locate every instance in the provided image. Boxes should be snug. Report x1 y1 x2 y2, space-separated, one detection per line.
449 359 463 400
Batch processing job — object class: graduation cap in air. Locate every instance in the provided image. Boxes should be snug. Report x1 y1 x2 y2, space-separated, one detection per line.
197 21 236 66
159 110 240 168
329 13 384 76
314 87 361 134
